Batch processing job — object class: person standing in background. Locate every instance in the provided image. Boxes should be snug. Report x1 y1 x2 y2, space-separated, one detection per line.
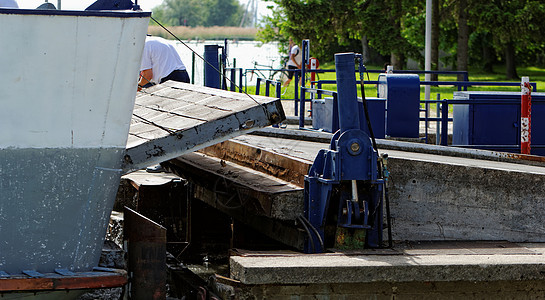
283 38 302 87
138 35 190 90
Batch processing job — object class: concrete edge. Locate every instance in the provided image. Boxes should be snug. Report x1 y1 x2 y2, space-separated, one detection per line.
230 253 545 285
252 127 545 168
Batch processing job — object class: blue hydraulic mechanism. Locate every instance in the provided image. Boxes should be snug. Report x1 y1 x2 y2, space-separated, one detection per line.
303 52 391 253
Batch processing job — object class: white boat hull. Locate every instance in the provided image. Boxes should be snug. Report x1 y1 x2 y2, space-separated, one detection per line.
0 8 149 275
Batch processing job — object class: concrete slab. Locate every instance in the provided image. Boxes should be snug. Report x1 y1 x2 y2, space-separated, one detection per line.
230 243 545 285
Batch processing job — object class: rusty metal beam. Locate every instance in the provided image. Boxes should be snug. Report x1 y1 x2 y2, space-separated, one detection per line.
0 269 127 291
124 207 167 300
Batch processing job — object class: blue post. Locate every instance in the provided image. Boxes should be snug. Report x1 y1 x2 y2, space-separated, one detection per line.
294 79 299 117
230 69 236 92
299 40 309 127
298 72 305 126
273 81 282 128
204 45 220 89
441 99 449 146
301 39 309 90
256 78 261 95
239 68 244 92
265 80 270 96
191 52 196 84
299 85 306 128
335 53 360 132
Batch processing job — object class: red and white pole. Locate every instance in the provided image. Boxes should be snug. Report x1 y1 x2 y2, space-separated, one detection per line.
521 76 532 155
309 57 318 87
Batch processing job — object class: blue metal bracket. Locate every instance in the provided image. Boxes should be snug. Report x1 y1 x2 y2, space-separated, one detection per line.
303 52 384 253
22 270 44 278
55 268 76 276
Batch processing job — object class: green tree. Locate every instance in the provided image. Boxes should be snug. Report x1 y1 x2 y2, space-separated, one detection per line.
261 0 545 74
152 0 243 27
153 0 206 26
206 0 243 26
260 0 422 68
469 0 545 79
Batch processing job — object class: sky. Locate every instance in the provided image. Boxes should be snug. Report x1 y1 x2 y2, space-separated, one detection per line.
19 0 274 17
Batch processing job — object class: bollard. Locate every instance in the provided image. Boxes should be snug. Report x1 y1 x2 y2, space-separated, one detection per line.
521 76 532 154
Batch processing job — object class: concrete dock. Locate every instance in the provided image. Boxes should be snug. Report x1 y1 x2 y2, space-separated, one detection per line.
228 242 545 299
180 128 545 299
121 95 545 298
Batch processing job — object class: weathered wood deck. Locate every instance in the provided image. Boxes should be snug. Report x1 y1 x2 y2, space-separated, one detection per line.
122 82 284 174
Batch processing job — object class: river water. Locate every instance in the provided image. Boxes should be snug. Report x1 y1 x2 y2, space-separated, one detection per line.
167 40 283 86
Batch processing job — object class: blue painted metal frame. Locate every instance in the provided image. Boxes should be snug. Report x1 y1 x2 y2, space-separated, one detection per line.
378 74 420 138
204 45 221 89
225 67 243 92
446 91 545 155
304 53 384 253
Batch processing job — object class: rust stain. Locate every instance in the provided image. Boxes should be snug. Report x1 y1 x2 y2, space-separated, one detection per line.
200 140 311 187
495 151 545 163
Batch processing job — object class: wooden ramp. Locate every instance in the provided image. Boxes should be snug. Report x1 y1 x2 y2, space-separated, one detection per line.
122 82 284 174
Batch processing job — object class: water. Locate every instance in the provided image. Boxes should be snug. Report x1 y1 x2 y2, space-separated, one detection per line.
167 40 283 86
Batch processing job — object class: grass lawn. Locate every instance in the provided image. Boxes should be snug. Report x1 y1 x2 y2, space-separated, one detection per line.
244 63 545 109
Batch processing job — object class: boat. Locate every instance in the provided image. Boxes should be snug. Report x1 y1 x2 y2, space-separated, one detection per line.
0 1 150 297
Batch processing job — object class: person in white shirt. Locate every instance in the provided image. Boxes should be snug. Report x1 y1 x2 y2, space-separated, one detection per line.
283 38 302 87
0 0 18 8
138 36 189 89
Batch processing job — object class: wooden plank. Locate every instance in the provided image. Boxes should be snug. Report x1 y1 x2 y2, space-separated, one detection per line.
123 82 285 173
166 152 303 221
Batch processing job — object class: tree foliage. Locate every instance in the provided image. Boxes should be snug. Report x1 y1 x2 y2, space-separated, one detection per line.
152 0 243 27
260 0 545 77
468 0 545 78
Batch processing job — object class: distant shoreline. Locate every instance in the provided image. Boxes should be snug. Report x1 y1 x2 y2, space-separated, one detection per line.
147 25 258 41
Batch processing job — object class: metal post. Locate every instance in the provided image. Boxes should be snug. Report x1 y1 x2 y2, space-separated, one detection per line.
425 99 429 143
335 53 360 132
191 52 196 84
204 45 220 89
239 68 243 92
300 40 309 121
256 78 261 95
299 82 305 128
294 76 299 116
230 68 236 92
436 93 441 145
297 72 304 125
125 207 166 300
424 0 432 102
521 76 532 154
273 82 282 128
441 100 448 146
219 54 225 90
265 80 270 97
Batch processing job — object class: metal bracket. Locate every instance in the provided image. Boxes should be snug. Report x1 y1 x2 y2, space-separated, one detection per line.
22 270 44 278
